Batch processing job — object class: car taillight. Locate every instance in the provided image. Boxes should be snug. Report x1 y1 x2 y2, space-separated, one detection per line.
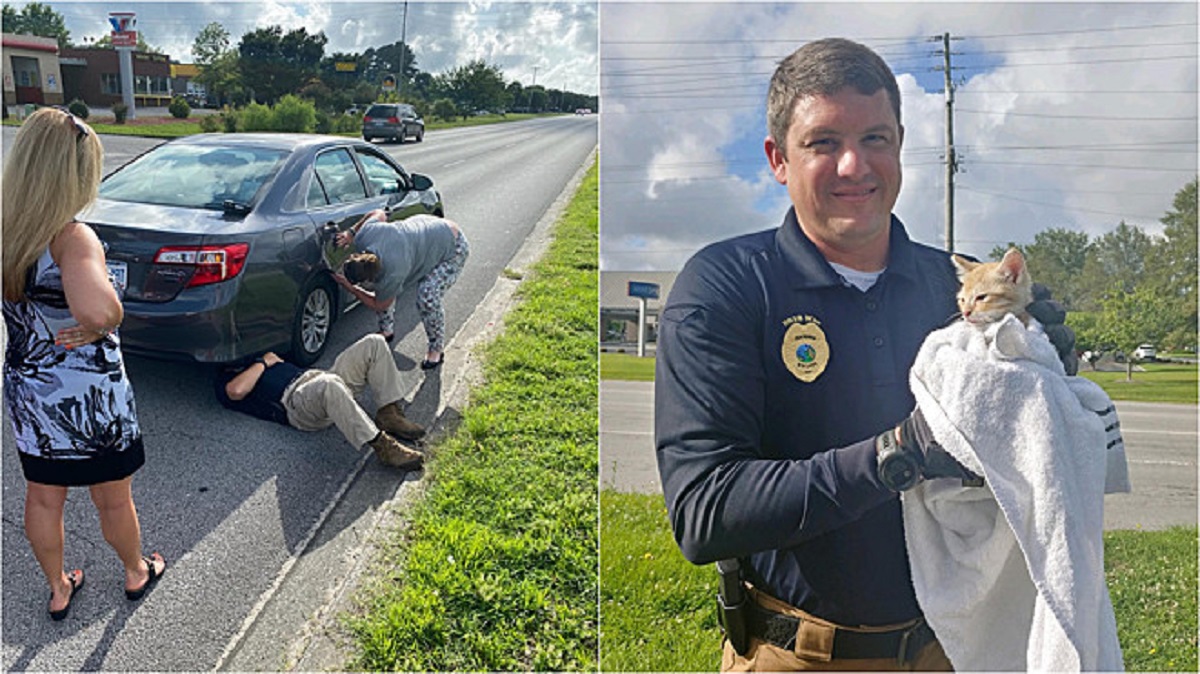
387 116 400 123
154 243 249 287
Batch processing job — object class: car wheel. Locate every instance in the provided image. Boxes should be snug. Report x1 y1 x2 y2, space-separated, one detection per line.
416 128 424 143
290 278 334 366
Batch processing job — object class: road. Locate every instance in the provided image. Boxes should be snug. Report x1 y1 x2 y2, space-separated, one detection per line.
1 116 596 671
601 380 1198 531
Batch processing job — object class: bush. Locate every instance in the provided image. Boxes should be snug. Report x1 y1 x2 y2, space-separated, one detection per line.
334 113 361 134
168 95 191 119
66 99 89 120
220 106 240 132
273 94 316 133
198 114 222 133
112 101 128 124
432 98 457 122
241 102 273 131
314 110 333 134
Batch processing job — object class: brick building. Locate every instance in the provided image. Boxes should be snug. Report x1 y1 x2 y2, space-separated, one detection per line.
2 33 65 107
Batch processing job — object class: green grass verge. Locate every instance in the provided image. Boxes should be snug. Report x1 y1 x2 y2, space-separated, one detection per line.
1078 362 1198 404
346 159 598 671
599 352 656 382
601 491 1199 672
602 351 1196 405
600 491 718 672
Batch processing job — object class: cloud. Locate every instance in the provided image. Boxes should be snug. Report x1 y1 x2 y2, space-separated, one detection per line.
600 2 1197 271
43 1 597 94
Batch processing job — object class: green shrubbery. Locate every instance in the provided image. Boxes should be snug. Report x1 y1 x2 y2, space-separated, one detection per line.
66 99 89 120
112 101 128 124
212 96 320 133
432 98 457 122
272 94 317 132
168 95 191 119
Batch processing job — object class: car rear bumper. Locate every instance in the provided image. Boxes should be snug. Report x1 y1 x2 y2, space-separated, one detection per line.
117 284 284 364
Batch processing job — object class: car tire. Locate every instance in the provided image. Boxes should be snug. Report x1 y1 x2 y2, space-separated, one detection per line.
290 277 335 367
415 128 424 143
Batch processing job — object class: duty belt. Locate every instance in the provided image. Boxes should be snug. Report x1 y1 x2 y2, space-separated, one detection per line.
747 603 936 664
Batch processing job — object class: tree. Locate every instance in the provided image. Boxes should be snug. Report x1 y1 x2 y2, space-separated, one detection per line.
1020 229 1092 310
1150 178 1198 351
192 22 230 67
238 26 327 104
1077 221 1153 310
362 41 418 88
1099 283 1176 381
437 60 508 118
3 2 70 48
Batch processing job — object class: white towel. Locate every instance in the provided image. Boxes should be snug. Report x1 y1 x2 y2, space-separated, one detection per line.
903 315 1130 672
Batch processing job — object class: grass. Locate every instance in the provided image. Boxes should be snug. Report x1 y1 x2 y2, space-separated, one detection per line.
601 491 1199 672
1078 362 1198 404
602 351 1196 405
1105 526 1199 671
600 491 718 672
345 159 598 671
599 352 655 382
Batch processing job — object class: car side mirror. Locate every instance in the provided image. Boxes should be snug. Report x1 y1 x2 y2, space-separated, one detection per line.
411 173 433 191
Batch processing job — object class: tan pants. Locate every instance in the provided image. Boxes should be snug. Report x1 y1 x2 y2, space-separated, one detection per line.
282 334 404 448
721 588 954 672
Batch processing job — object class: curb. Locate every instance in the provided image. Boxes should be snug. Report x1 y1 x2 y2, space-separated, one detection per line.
217 150 597 671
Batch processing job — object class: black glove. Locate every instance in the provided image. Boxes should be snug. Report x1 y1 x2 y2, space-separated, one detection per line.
876 408 983 491
1027 283 1078 375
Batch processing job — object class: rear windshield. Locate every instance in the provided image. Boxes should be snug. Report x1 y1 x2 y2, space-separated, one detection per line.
99 143 288 210
365 105 396 118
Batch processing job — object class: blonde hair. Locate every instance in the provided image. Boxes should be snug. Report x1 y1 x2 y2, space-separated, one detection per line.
2 107 104 301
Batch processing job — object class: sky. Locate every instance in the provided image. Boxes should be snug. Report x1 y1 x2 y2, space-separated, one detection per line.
599 2 1198 271
25 1 598 95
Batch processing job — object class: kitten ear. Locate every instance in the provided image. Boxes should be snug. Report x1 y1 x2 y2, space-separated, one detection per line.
998 247 1027 283
951 254 976 279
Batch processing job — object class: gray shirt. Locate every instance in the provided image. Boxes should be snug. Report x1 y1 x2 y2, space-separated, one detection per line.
354 214 457 300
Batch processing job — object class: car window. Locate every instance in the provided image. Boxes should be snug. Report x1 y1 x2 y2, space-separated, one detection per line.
310 148 367 206
356 149 409 196
99 144 287 210
365 105 395 119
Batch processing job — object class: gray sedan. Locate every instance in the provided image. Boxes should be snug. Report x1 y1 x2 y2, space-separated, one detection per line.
81 133 444 365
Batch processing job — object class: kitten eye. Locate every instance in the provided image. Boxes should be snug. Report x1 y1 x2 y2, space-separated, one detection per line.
974 293 988 302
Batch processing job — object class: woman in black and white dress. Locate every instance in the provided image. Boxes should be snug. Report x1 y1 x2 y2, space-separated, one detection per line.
2 108 165 620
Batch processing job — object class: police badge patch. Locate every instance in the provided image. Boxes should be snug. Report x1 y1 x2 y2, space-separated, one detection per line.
781 315 829 382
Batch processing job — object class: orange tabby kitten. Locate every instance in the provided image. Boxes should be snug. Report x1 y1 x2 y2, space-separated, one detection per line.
951 248 1033 327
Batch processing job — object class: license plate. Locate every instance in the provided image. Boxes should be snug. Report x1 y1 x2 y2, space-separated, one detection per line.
107 261 127 294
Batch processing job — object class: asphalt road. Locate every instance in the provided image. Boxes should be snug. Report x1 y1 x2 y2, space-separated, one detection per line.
600 379 1198 531
1 116 596 671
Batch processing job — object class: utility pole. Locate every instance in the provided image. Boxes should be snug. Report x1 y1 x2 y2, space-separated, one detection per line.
398 0 408 99
526 66 539 112
938 32 959 252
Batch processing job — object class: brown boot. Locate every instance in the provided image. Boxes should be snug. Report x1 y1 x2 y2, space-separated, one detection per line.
368 432 424 470
375 401 426 441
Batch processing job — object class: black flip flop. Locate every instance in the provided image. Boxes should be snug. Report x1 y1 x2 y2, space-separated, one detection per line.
420 354 444 370
49 569 84 621
125 553 166 601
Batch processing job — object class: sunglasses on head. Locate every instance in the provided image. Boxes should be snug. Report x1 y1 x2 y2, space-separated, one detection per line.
50 105 87 142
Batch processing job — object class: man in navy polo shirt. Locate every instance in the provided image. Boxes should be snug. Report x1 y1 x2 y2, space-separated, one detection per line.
654 38 1074 671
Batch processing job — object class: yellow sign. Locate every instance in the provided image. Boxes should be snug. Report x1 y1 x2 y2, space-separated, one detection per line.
335 62 357 72
780 315 829 383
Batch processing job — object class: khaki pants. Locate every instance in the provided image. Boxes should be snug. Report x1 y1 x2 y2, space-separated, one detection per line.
721 588 954 672
282 334 404 448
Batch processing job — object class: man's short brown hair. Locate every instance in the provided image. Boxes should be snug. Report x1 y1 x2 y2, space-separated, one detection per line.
766 38 902 157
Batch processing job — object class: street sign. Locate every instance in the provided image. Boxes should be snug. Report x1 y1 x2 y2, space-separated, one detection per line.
381 74 397 92
335 62 357 72
628 281 660 299
109 12 136 48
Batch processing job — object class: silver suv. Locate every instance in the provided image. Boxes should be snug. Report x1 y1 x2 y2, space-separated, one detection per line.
362 103 425 144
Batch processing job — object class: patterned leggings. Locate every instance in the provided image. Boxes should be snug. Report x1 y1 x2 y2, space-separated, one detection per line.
376 231 470 352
